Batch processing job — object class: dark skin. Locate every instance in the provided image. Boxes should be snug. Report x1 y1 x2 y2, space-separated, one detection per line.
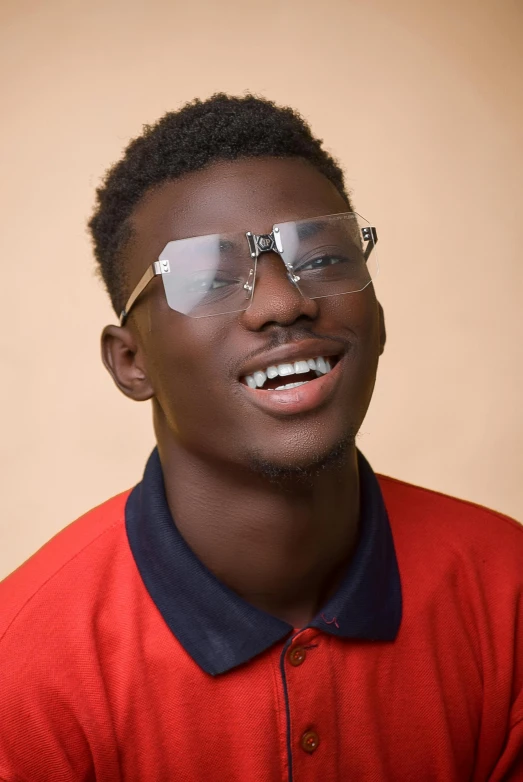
102 157 386 628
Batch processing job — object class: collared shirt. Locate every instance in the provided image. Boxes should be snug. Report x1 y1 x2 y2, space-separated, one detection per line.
0 451 522 781
125 448 402 676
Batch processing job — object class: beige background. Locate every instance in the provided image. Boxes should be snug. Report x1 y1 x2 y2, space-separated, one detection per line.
0 0 521 580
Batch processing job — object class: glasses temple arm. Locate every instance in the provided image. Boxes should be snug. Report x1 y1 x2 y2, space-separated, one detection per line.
119 262 162 326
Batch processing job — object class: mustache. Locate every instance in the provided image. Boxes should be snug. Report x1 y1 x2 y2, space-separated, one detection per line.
233 326 349 373
260 326 347 351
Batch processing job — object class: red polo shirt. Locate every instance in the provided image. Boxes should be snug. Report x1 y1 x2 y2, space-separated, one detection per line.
0 449 522 781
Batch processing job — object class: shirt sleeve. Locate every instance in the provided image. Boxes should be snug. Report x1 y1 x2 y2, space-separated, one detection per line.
0 683 94 782
0 618 97 781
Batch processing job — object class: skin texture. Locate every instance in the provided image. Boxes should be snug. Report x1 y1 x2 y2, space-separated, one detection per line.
102 157 385 627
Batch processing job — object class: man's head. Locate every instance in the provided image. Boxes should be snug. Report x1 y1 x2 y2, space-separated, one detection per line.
89 94 385 479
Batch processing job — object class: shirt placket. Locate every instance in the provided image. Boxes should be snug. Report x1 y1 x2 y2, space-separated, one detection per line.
279 628 338 782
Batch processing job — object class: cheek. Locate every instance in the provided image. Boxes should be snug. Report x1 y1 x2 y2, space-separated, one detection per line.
326 291 381 401
138 313 230 424
324 288 380 346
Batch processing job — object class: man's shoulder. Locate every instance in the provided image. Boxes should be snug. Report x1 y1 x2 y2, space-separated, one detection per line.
0 489 133 643
377 472 523 571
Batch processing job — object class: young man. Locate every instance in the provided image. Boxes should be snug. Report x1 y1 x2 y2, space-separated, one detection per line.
0 95 521 781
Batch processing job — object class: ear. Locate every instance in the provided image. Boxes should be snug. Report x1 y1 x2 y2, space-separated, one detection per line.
378 301 386 356
101 324 154 401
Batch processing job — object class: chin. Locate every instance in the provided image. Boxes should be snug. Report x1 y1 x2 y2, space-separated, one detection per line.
245 430 356 486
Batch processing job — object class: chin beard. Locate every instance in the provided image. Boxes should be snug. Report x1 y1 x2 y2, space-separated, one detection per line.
247 431 357 488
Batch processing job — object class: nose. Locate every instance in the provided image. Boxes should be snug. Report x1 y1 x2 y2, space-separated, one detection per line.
240 252 318 331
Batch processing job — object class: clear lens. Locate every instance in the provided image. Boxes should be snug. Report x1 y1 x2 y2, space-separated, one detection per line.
274 212 378 300
158 233 255 317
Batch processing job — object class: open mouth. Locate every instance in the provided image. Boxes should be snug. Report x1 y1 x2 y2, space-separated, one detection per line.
240 355 340 391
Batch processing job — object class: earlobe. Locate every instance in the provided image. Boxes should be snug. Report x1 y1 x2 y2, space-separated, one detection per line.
378 302 386 356
101 324 154 401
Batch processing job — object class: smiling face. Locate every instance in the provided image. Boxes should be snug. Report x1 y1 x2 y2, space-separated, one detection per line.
103 157 385 475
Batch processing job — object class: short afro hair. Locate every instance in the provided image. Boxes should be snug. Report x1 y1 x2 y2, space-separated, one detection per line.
88 93 351 314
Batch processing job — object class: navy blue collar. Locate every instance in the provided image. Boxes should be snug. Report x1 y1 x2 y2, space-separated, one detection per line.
125 449 402 676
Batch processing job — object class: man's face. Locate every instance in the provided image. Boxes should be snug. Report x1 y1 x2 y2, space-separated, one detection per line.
112 157 384 473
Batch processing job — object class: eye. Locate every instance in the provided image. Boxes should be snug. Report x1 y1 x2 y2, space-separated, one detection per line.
209 278 229 290
183 272 238 295
297 254 348 272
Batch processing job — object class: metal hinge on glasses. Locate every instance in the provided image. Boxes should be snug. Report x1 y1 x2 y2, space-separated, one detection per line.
362 226 377 260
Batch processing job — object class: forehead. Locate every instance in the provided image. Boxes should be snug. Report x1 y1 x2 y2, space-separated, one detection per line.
127 157 348 273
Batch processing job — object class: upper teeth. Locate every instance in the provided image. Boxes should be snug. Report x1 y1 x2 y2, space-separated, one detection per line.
244 356 333 389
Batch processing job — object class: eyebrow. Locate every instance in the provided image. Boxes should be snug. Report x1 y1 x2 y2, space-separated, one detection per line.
218 239 239 252
295 219 362 252
295 220 329 241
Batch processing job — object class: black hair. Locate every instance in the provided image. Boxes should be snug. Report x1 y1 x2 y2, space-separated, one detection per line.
88 93 350 314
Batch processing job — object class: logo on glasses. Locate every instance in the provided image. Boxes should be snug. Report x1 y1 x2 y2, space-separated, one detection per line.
255 234 275 252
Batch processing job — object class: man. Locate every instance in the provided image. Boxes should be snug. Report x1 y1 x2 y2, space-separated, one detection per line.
0 94 521 781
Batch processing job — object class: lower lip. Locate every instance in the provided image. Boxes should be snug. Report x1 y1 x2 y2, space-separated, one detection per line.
239 357 345 416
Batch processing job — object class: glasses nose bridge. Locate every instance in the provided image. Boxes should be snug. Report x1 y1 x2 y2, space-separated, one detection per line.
244 239 306 321
245 229 299 288
246 227 281 254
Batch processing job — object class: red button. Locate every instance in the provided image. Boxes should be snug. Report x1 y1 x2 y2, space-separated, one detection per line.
288 646 307 666
301 730 320 753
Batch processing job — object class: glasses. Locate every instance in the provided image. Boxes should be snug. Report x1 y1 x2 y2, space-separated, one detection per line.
119 211 378 324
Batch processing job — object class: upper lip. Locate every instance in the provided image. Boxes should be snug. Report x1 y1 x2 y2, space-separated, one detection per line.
237 339 346 379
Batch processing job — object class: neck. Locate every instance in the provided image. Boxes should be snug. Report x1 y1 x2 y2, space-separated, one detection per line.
156 437 361 629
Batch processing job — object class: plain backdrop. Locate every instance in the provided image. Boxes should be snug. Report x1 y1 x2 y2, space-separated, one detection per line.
1 0 522 580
